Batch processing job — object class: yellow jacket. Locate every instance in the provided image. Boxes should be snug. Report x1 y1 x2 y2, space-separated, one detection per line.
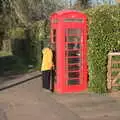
41 48 53 71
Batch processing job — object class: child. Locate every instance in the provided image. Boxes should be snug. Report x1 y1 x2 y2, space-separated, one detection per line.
41 43 54 91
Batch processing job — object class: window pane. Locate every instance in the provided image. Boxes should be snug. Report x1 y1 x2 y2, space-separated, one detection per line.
68 58 80 63
68 29 80 34
67 36 80 42
64 19 83 23
68 64 80 71
65 29 80 36
68 72 80 78
68 79 80 85
68 43 80 49
68 50 80 56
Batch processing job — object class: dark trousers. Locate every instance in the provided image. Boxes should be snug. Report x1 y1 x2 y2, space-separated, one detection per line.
51 69 55 92
42 70 51 90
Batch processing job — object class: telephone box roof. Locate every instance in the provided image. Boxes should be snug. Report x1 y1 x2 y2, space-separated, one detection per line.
50 10 86 18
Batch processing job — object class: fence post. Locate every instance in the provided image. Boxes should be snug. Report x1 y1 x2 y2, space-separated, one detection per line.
107 53 112 91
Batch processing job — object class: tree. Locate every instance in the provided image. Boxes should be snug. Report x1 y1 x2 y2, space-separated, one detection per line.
73 0 90 9
1 0 65 27
0 0 65 42
0 0 11 50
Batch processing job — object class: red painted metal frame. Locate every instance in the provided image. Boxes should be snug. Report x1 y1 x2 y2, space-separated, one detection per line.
50 10 88 94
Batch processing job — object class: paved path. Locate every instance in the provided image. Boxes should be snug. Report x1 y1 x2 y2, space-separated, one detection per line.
0 72 120 120
52 92 120 120
0 76 81 120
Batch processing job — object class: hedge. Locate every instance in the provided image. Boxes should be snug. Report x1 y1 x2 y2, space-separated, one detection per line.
9 21 49 68
86 5 120 93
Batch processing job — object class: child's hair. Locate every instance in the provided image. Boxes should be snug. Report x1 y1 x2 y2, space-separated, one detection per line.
47 43 52 48
47 43 55 50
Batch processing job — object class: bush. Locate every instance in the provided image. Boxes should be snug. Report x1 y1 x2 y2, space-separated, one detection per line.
8 27 25 40
0 55 28 75
86 5 120 93
9 21 50 69
9 27 28 62
26 21 50 68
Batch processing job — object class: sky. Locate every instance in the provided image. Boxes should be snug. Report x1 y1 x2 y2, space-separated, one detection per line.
91 0 117 5
70 0 117 5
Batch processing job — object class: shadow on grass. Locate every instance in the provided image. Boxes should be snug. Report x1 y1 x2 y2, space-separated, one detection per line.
0 55 29 84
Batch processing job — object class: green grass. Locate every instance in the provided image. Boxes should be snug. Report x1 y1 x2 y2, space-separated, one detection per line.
0 51 12 56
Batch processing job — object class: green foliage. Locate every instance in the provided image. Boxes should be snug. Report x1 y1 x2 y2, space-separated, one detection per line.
24 28 41 66
10 27 28 63
10 20 50 69
31 21 50 41
0 51 12 56
86 5 120 93
27 21 50 68
0 55 28 75
8 27 25 39
24 21 45 67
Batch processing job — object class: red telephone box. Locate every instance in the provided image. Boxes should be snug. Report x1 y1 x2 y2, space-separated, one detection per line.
50 10 88 93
